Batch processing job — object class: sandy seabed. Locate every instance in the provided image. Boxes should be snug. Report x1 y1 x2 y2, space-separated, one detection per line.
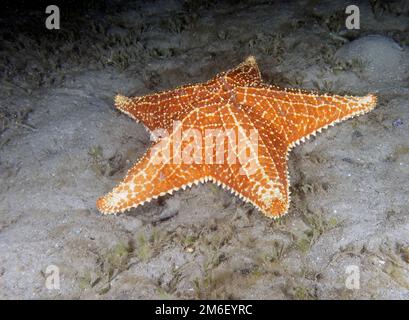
0 0 408 299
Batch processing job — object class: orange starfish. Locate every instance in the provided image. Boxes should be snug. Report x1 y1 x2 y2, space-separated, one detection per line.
96 56 376 218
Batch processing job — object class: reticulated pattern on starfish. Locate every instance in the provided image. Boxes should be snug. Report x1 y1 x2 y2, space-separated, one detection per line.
114 56 262 133
96 56 377 218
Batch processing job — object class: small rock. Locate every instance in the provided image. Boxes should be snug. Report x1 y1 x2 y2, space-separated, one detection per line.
185 246 194 253
392 118 404 128
335 35 409 83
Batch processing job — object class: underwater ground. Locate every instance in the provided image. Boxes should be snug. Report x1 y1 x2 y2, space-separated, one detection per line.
0 0 408 299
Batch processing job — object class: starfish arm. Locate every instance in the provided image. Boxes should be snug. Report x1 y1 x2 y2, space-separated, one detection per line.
208 103 289 218
97 98 224 214
209 158 289 218
113 85 207 132
97 155 205 214
220 55 262 87
113 56 262 133
235 85 377 146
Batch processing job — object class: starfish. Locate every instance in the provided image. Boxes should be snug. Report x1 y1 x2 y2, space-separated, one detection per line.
96 56 377 218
